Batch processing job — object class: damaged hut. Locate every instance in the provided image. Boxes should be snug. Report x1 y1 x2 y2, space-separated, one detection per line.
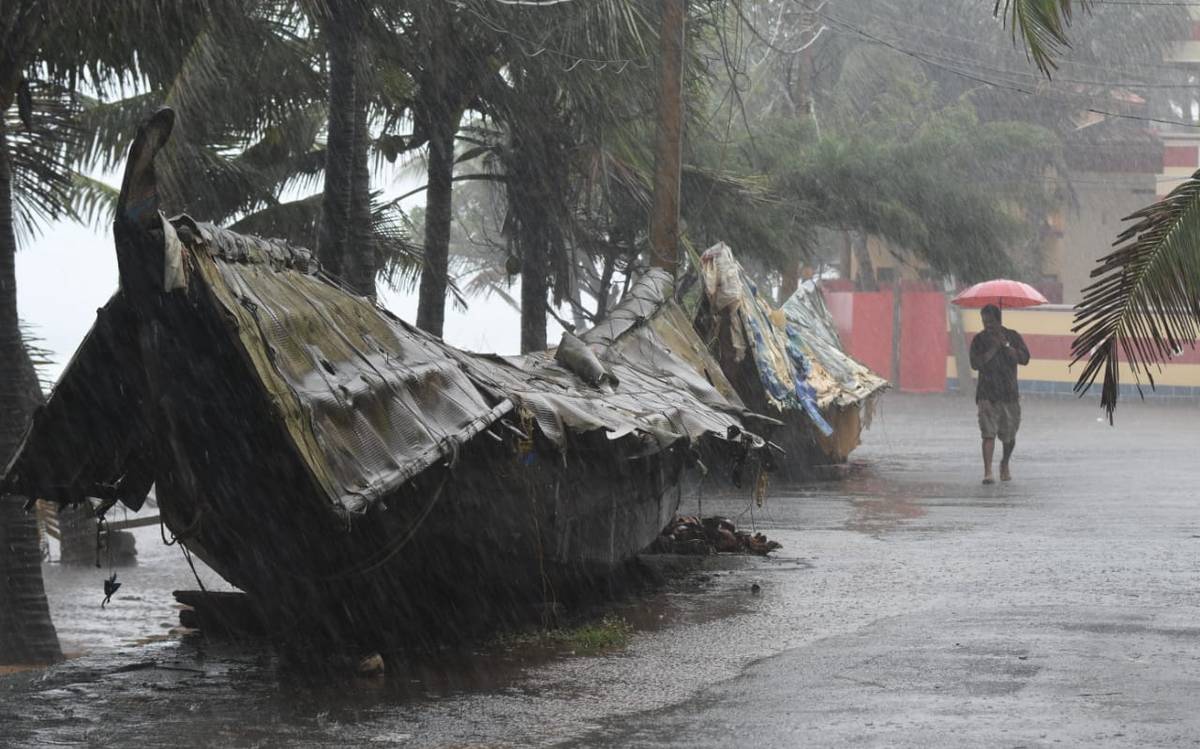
692 242 886 473
0 109 767 647
780 280 888 463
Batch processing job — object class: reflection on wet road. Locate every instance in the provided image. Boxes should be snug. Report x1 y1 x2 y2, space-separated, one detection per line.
4 393 1200 747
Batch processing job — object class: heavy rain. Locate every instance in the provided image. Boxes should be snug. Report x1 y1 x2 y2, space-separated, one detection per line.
2 1 1200 747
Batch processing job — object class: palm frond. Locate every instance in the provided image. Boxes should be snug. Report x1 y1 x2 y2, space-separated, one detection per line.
462 265 522 314
71 173 119 230
373 200 424 291
231 193 424 293
1072 173 1200 420
5 79 85 246
993 0 1091 76
230 194 324 247
19 323 55 393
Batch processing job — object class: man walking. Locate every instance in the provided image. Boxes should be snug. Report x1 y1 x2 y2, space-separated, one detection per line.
970 304 1030 484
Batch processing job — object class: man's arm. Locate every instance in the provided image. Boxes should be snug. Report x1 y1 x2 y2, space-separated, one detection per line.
969 334 985 370
970 332 1002 370
1008 331 1030 366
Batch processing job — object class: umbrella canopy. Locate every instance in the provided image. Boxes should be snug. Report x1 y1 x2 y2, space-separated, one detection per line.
951 279 1048 309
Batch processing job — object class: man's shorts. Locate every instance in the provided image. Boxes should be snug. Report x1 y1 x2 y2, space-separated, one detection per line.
977 400 1021 443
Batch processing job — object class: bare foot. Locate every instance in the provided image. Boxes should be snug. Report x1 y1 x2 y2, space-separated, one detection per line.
1000 464 1011 482
982 475 995 485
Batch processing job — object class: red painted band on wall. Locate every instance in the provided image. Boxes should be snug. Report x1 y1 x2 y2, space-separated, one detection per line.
1164 145 1199 169
951 332 1200 365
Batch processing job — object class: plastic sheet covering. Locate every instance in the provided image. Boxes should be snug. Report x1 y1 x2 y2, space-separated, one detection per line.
781 281 889 409
699 243 833 436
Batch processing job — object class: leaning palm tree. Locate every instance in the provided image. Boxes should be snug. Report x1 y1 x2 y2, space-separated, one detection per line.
2 8 103 669
0 0 253 667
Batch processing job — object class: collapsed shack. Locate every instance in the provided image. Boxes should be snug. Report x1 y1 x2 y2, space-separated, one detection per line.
693 243 887 475
780 280 889 463
0 109 771 650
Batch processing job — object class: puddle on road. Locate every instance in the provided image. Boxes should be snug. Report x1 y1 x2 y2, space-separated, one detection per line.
2 552 782 748
845 495 928 536
763 460 1024 538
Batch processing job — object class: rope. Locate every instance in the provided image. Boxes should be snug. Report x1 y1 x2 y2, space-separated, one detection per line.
180 542 207 594
307 474 451 582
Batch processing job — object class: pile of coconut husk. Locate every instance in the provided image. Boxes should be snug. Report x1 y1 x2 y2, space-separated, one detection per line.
651 515 782 556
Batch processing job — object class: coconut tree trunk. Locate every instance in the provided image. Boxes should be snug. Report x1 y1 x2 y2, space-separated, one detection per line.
348 74 375 299
592 252 616 324
414 3 470 338
648 0 685 273
0 119 62 665
520 239 549 353
779 262 800 304
415 105 460 337
319 1 376 298
852 232 877 291
569 254 590 332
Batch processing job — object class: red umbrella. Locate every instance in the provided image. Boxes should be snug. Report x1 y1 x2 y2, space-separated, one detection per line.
951 279 1048 309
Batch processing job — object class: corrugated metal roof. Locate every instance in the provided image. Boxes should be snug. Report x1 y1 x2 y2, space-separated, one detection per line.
3 222 765 517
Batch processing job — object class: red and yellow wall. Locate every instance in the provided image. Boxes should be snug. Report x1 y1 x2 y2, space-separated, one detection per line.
949 305 1200 398
825 285 1200 398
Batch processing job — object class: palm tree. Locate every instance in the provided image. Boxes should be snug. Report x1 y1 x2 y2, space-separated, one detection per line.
79 2 421 297
0 111 60 655
1 0 295 665
1 3 95 667
368 1 500 337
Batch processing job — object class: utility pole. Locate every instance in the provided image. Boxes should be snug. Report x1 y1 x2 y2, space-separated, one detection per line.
649 0 685 274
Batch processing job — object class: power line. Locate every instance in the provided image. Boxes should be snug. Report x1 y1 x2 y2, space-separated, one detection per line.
885 36 1194 91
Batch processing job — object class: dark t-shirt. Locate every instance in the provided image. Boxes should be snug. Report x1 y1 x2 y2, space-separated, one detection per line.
970 327 1030 403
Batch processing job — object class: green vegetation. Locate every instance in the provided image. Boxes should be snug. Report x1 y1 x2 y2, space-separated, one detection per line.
497 616 634 655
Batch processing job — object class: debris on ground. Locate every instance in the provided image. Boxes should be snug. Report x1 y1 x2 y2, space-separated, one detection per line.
650 515 782 556
356 653 385 677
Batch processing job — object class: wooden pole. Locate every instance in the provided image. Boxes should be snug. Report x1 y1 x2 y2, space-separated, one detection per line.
649 0 685 273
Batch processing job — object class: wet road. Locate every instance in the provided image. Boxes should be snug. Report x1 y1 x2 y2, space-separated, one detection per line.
3 393 1199 747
